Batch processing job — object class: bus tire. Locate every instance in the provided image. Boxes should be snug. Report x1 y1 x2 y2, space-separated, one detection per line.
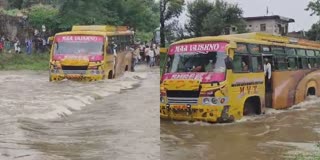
108 71 113 79
243 96 261 116
307 87 316 96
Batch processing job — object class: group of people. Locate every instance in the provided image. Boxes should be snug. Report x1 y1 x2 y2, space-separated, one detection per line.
0 35 50 54
131 42 160 70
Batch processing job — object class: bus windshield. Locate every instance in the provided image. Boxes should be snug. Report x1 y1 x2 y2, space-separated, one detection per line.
54 35 104 55
168 52 227 73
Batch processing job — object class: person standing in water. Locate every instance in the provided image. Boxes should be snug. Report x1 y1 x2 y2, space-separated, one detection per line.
264 58 272 107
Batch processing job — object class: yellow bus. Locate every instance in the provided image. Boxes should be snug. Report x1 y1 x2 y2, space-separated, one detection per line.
160 32 320 123
49 25 134 81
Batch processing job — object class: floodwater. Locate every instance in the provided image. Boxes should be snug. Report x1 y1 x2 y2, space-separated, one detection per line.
161 97 320 160
0 65 159 160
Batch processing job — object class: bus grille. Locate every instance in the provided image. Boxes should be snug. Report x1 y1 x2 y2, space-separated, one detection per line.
167 97 198 104
166 90 200 104
62 66 88 74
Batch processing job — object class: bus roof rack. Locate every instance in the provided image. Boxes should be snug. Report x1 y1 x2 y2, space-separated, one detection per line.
228 32 320 48
72 25 130 32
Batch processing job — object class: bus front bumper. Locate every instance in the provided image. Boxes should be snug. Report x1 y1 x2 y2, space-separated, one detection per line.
160 103 234 123
50 73 104 81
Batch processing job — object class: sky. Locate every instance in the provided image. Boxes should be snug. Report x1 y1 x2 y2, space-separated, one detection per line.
180 0 319 32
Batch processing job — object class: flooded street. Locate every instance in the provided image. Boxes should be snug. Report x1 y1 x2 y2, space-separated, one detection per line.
161 98 320 160
0 65 159 160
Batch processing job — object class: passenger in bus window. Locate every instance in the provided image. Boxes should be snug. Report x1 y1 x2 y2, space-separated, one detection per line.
308 62 311 69
205 59 215 72
242 61 249 71
191 60 205 72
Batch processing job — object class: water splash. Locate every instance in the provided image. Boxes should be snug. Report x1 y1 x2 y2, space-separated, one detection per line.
0 66 148 120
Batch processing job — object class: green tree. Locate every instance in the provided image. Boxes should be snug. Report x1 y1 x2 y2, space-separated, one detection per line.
56 0 121 31
160 0 185 47
186 0 246 37
28 4 59 32
57 0 159 33
8 0 23 9
305 1 320 41
306 22 320 41
116 0 159 32
185 0 213 37
306 0 320 16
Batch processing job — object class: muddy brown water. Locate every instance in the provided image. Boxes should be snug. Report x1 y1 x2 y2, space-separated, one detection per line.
0 65 159 160
161 98 320 160
2 65 320 160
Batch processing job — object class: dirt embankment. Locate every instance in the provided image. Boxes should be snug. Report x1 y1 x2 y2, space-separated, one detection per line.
0 14 32 41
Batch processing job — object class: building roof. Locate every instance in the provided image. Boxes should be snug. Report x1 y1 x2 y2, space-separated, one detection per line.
244 15 295 23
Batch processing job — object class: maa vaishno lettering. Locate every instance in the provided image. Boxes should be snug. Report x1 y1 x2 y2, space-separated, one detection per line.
168 42 227 55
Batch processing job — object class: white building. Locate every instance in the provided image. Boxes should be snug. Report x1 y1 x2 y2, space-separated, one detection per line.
243 15 295 36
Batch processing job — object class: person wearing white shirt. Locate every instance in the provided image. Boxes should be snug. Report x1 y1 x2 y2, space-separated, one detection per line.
263 58 271 81
112 42 117 77
264 58 272 107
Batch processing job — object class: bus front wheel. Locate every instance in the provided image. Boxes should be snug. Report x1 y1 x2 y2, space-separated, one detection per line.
243 97 261 116
108 71 113 79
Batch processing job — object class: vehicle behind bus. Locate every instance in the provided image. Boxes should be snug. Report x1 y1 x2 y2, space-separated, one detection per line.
160 33 320 123
49 25 134 81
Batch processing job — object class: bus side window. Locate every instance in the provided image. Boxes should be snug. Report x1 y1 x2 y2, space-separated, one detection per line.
251 56 263 72
107 36 115 54
300 57 308 69
166 55 173 73
274 56 287 71
309 58 316 68
288 57 297 70
233 55 250 72
317 57 320 68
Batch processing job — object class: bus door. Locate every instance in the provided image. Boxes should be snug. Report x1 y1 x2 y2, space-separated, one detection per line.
106 37 117 78
262 54 273 108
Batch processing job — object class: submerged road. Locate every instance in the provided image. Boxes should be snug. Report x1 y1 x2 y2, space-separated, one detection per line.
161 97 320 160
0 65 159 160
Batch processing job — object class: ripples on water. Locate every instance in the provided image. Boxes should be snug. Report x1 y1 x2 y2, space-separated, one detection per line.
161 96 320 160
0 69 147 120
0 65 159 160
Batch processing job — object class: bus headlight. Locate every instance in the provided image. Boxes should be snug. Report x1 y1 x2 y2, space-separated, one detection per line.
203 98 210 104
211 98 218 104
220 98 226 104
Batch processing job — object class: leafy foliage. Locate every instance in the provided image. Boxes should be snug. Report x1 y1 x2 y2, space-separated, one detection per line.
185 0 213 37
4 0 159 41
306 0 320 16
306 1 320 41
28 4 59 32
56 0 159 32
186 0 246 37
306 22 320 41
160 0 185 47
135 31 154 43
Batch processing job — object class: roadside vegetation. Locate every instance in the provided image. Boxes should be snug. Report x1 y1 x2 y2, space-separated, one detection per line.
292 143 320 160
3 0 159 42
0 53 49 70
